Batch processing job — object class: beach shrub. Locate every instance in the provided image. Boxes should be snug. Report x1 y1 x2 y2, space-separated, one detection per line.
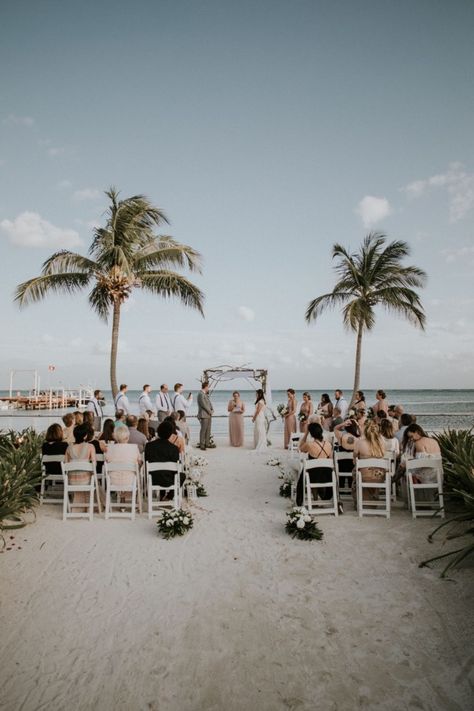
0 429 43 542
285 507 323 541
157 508 194 539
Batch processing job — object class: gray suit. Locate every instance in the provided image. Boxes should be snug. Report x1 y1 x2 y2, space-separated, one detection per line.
197 390 214 448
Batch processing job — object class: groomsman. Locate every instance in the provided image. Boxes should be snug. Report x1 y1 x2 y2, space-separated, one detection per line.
114 384 131 415
172 383 193 413
156 384 173 423
138 384 156 418
334 389 349 419
197 381 214 450
86 389 104 430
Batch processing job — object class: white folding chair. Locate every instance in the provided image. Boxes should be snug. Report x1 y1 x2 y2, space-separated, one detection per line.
95 453 105 489
384 451 398 503
406 457 445 519
104 461 140 519
333 451 354 499
146 462 182 519
303 459 339 516
288 433 302 460
40 454 66 504
61 461 99 521
355 458 391 519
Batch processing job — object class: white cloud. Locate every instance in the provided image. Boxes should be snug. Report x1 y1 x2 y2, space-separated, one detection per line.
56 180 72 190
237 306 255 322
3 114 35 127
0 211 82 248
440 245 474 266
73 188 101 201
355 196 392 228
401 162 474 221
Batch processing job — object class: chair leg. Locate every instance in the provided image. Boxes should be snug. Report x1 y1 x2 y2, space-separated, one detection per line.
147 479 152 520
357 473 362 517
408 475 416 519
105 480 110 520
62 482 68 521
131 483 136 521
89 485 94 521
333 475 339 517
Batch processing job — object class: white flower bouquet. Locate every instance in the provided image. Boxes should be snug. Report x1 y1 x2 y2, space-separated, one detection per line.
266 457 281 466
285 507 323 541
279 474 293 499
192 455 209 467
277 403 289 417
185 477 208 498
157 508 194 539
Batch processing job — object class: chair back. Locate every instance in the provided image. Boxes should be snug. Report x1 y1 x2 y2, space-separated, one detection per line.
62 460 95 475
146 461 180 475
406 457 442 473
355 457 390 473
104 460 138 475
304 458 334 472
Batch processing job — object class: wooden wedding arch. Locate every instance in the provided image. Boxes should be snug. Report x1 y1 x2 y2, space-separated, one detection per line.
201 365 268 396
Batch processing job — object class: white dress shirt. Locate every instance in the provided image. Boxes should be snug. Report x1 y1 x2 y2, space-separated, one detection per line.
172 392 192 412
335 396 349 419
138 391 155 416
156 391 173 414
86 397 103 417
114 392 131 415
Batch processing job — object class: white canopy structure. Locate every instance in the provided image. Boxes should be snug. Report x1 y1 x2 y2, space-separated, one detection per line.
202 365 269 398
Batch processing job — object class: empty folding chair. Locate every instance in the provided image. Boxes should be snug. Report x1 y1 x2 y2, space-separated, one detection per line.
146 462 182 519
95 452 105 490
406 457 444 519
40 454 66 504
288 433 302 461
61 461 99 521
104 461 140 520
355 458 391 519
303 458 339 516
333 451 354 499
384 451 398 503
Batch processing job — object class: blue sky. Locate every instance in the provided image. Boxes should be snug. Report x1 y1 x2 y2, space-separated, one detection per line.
1 0 473 391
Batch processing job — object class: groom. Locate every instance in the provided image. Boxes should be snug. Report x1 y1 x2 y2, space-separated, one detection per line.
197 381 214 450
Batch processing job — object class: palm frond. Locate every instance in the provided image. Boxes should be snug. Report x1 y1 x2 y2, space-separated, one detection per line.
373 286 426 329
88 284 113 322
305 291 353 323
133 237 203 274
342 299 375 332
140 271 205 316
14 273 91 307
41 250 99 276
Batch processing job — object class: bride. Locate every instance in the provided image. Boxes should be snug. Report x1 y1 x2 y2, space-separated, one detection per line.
252 389 267 451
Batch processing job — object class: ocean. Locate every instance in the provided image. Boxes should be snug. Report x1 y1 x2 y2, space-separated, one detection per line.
1 389 473 437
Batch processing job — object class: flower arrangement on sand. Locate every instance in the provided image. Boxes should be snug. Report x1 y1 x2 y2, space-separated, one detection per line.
285 507 323 541
192 455 209 467
157 509 194 539
279 477 292 498
266 457 281 466
185 477 207 498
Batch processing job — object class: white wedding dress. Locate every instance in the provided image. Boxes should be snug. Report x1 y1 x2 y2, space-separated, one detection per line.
253 404 267 451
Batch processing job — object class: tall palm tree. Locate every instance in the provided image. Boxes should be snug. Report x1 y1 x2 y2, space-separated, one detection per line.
15 188 204 397
305 233 426 404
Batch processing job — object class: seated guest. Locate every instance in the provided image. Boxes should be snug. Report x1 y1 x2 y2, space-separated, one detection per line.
62 413 75 444
330 406 343 432
386 405 400 432
163 415 186 455
73 411 84 426
144 421 186 488
148 425 156 440
114 410 127 429
353 420 387 504
99 418 115 444
82 411 107 475
137 417 152 441
395 413 413 444
355 408 367 428
176 409 190 445
65 423 96 509
82 410 97 433
333 418 360 491
380 419 400 455
42 423 68 475
296 422 333 505
105 426 141 497
126 415 148 454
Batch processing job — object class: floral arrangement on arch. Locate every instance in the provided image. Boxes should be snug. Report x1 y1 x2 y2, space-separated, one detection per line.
285 507 323 541
277 404 288 418
157 509 194 539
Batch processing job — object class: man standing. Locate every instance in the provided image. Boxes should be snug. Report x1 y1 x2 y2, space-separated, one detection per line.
334 389 349 419
172 383 193 413
138 384 156 418
156 384 173 423
114 384 131 415
197 381 214 450
86 389 104 431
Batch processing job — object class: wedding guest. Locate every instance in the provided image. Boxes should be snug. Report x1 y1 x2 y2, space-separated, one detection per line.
372 389 389 415
387 406 400 432
318 393 333 431
138 384 156 419
65 423 96 510
148 426 156 440
137 417 152 441
355 408 367 429
42 423 68 477
114 384 131 415
228 391 245 447
164 415 186 455
380 419 400 455
395 413 414 445
330 406 343 432
62 413 75 444
298 392 314 433
82 411 96 431
334 418 360 491
334 389 349 419
172 383 193 413
144 421 185 490
73 411 84 426
105 426 141 499
353 390 366 412
252 389 267 452
114 410 127 429
353 420 387 504
176 410 190 445
156 384 173 423
126 415 148 454
405 424 441 459
284 388 297 449
86 389 104 430
296 422 333 505
197 381 214 450
99 418 115 444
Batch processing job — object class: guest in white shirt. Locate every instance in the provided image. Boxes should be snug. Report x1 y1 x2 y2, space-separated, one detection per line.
138 384 156 418
156 384 173 423
172 383 193 413
114 384 131 415
334 389 349 419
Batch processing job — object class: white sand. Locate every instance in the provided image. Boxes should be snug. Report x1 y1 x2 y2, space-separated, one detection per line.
1 441 473 711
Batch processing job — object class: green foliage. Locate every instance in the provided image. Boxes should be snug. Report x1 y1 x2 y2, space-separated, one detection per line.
285 507 324 541
157 508 194 539
0 429 43 541
279 481 292 498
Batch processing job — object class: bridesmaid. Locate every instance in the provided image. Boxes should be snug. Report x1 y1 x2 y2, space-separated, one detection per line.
318 393 333 431
298 392 314 432
228 391 245 447
284 388 297 449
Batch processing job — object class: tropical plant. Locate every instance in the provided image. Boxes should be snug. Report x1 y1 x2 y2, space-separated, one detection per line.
0 429 43 544
14 188 204 397
419 428 474 577
305 233 426 404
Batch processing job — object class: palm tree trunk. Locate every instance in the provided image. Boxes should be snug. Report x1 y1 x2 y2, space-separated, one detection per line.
110 299 121 399
350 322 363 406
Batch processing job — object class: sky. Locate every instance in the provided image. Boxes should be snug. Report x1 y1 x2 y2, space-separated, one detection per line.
0 0 473 392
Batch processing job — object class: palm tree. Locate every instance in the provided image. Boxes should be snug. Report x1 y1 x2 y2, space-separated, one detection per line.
305 233 426 404
14 188 204 397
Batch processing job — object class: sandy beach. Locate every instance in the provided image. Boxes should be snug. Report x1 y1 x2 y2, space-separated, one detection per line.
1 440 473 711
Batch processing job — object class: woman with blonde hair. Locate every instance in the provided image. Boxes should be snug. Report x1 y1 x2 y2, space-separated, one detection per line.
105 425 142 500
284 388 297 449
353 419 386 504
298 392 314 433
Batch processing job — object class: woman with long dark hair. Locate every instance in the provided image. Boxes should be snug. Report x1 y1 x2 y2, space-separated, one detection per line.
253 389 267 451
